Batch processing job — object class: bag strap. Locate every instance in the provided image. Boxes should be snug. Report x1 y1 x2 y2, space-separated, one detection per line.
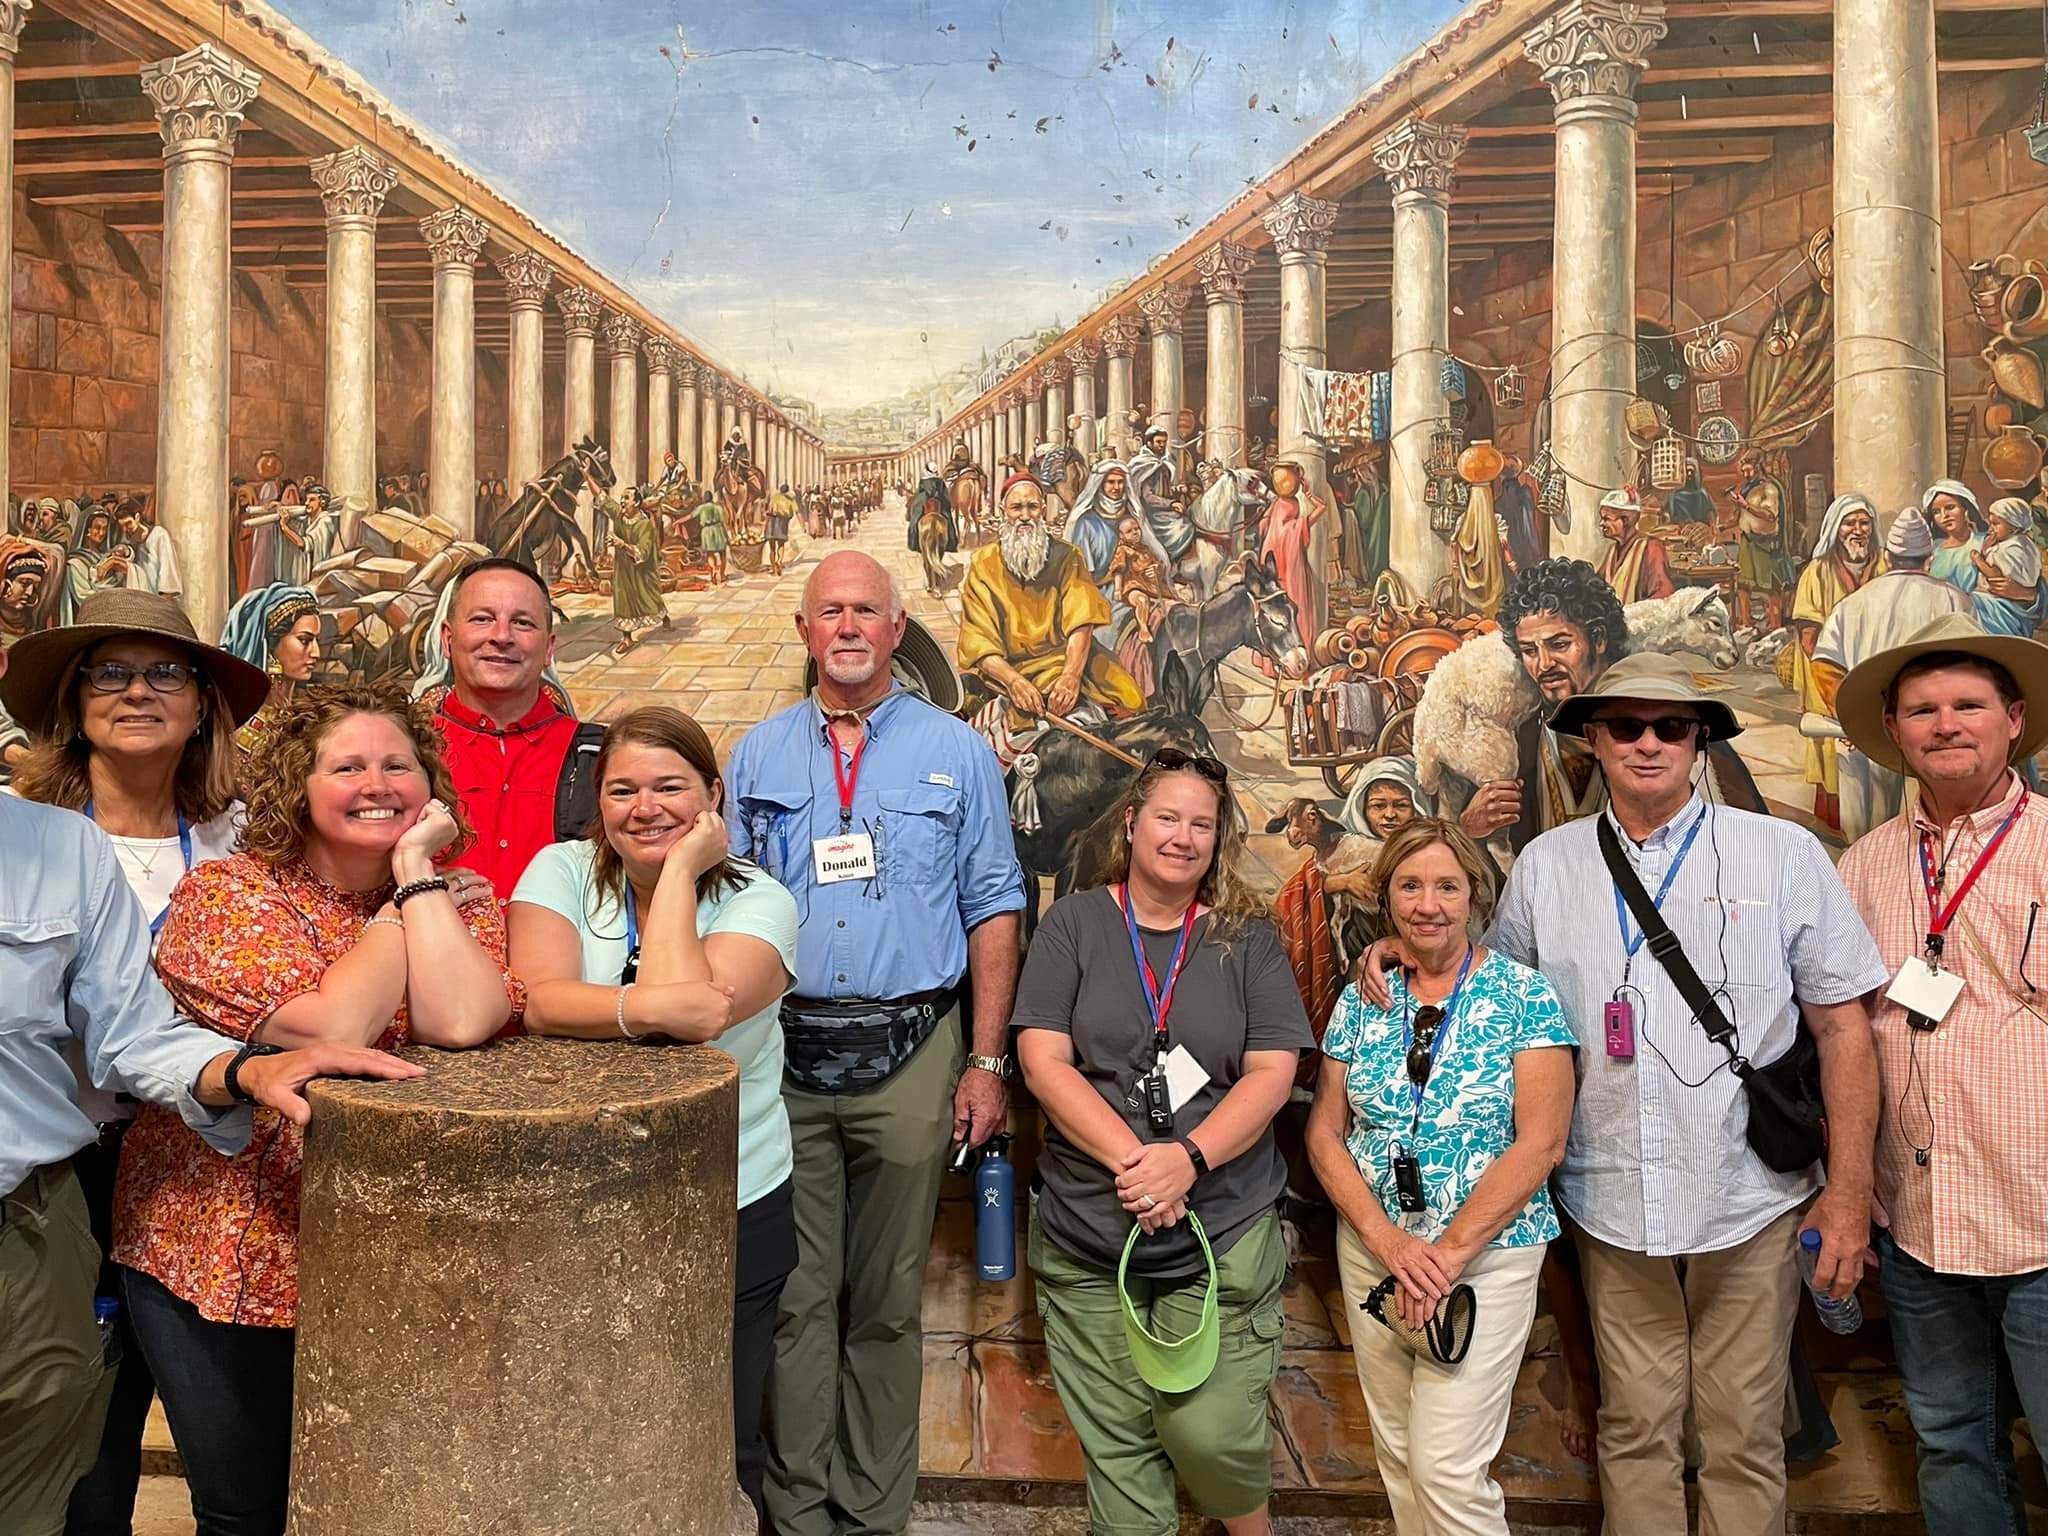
1597 815 1750 1075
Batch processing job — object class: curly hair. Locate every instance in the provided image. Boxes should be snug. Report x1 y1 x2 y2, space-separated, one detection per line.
238 681 470 868
1496 557 1632 663
1094 759 1270 939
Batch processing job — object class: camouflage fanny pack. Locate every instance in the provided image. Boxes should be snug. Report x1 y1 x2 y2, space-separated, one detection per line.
780 992 950 1094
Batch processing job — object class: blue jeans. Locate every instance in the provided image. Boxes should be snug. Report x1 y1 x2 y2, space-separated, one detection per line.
1877 1232 2048 1536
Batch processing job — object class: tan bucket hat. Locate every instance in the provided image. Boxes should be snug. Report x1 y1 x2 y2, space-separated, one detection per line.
1548 651 1744 742
1834 611 2048 773
0 590 274 735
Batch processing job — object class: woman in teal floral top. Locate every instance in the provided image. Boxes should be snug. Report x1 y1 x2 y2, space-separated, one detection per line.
1306 817 1575 1536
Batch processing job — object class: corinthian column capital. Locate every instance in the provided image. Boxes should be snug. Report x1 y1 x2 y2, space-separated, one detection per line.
1373 118 1469 201
1524 0 1668 104
1137 284 1193 337
1021 374 1045 402
1038 358 1071 388
555 285 602 336
420 206 488 269
601 312 645 357
1260 191 1340 257
643 336 681 376
673 357 699 389
496 250 554 309
1101 313 1143 357
141 44 261 153
1064 338 1102 370
1196 240 1256 302
0 3 34 61
310 146 397 224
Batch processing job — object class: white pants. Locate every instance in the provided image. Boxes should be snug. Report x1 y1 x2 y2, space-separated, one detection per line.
1336 1223 1545 1536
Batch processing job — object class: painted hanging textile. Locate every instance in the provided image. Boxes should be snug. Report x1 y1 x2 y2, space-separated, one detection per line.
1451 480 1506 618
1745 281 1834 489
1298 366 1390 442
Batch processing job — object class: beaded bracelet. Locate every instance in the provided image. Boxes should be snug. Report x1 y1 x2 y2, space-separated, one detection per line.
617 984 639 1040
363 914 404 934
392 876 450 909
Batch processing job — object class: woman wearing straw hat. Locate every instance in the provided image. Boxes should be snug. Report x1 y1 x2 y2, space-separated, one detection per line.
2 590 269 1532
1305 817 1575 1535
1014 749 1311 1536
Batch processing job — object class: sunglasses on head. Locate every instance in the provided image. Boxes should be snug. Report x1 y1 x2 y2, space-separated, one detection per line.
1588 714 1702 745
1407 1004 1446 1088
1148 747 1228 783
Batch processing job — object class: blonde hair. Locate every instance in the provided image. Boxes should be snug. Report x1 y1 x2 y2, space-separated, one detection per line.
1369 817 1498 933
1096 760 1269 937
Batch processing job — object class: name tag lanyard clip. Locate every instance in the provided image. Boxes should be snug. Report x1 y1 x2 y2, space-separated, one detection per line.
1118 884 1200 1134
828 726 868 833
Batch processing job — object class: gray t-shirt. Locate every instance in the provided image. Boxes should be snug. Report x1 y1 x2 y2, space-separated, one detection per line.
1013 887 1314 1278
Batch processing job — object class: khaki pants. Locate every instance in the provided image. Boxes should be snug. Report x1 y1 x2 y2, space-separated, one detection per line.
1575 1204 1805 1536
0 1164 112 1536
764 1011 962 1536
1336 1224 1544 1536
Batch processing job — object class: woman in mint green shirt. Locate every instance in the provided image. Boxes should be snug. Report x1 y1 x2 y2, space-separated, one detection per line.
509 705 797 1515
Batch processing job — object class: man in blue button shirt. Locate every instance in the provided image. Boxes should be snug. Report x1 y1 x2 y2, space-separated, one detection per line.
729 550 1024 1536
0 655 420 1534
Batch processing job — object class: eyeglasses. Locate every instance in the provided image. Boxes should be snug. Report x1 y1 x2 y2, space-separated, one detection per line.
82 660 199 696
1148 747 1229 784
1407 1005 1446 1087
1588 715 1701 745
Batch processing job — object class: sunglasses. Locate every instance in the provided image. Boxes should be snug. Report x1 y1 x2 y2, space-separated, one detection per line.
82 660 199 696
1588 715 1702 745
1149 746 1228 784
1407 1004 1446 1088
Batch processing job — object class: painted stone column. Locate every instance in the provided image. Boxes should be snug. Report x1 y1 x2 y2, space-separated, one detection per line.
701 381 722 487
1022 377 1044 458
1835 0 1943 523
142 44 260 642
0 3 26 510
1067 340 1101 461
1197 240 1255 470
1040 360 1070 450
1102 314 1142 460
718 383 738 458
994 405 1011 477
674 360 701 488
309 146 396 525
1525 0 1668 562
1261 190 1341 635
643 338 677 487
420 207 488 540
1376 118 1468 599
557 286 601 538
601 312 644 497
1139 284 1192 446
496 250 553 493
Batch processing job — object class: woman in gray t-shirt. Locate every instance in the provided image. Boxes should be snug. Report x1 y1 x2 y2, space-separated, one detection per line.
1015 749 1311 1536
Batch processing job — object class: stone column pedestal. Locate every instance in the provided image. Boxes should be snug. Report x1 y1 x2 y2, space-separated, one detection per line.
292 1037 748 1536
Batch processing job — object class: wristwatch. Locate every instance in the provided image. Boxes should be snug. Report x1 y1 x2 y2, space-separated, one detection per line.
1178 1136 1210 1177
224 1041 283 1105
966 1053 1012 1079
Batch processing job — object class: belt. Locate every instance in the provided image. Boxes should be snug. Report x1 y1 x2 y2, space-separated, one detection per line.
783 987 953 1019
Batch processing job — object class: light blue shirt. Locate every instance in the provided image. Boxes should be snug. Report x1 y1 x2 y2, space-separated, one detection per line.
0 796 251 1198
724 686 1025 1001
511 843 799 1207
1488 795 1889 1257
1322 950 1577 1249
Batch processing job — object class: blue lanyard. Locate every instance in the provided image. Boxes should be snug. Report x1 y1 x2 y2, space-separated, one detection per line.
1612 806 1707 965
626 890 638 952
85 800 192 937
1117 885 1199 1058
1401 943 1474 1115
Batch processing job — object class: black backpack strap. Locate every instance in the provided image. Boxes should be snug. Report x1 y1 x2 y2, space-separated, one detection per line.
554 720 608 841
1596 814 1748 1072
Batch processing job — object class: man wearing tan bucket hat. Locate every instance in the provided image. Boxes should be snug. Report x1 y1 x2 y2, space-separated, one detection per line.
1833 612 2048 1535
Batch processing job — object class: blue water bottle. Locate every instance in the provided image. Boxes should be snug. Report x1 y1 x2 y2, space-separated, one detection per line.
975 1134 1016 1282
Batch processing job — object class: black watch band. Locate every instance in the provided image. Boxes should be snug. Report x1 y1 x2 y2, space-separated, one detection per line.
224 1041 282 1105
1178 1136 1209 1177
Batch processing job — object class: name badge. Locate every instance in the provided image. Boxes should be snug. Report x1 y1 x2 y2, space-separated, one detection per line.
1886 956 1966 1024
812 832 876 884
1161 1043 1211 1114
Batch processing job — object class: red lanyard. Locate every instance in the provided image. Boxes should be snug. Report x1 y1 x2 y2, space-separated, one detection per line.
1117 884 1200 1056
827 724 867 831
1918 788 2028 959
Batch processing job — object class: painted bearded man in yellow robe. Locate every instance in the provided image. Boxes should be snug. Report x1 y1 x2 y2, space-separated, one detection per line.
958 472 1146 735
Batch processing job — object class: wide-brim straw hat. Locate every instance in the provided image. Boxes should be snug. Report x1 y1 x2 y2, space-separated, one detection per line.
801 612 962 715
1835 612 2048 773
1548 651 1743 742
0 590 274 735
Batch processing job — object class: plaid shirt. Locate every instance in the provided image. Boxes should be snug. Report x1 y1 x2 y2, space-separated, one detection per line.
1837 771 2048 1277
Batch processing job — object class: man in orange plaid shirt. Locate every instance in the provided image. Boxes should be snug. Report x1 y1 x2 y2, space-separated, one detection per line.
1833 611 2048 1536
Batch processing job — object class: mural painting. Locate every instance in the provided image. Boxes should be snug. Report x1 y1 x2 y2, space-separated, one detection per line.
7 0 2048 1525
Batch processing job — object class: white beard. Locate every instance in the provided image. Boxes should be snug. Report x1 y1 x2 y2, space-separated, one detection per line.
1840 538 1874 571
1000 519 1052 582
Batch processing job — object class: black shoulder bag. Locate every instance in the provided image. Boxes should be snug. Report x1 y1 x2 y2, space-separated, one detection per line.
1596 816 1827 1174
553 720 608 841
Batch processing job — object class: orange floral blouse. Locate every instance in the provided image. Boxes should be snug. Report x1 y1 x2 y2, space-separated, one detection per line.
111 852 522 1328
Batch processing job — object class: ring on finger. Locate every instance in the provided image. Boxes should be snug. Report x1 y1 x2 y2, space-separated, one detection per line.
1141 1193 1157 1209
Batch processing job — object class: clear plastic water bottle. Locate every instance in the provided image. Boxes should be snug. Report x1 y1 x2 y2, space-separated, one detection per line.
1797 1228 1863 1334
974 1135 1015 1283
93 1295 123 1369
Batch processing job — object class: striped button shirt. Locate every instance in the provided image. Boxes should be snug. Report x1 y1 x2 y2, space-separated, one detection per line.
1836 771 2048 1277
1489 795 1889 1257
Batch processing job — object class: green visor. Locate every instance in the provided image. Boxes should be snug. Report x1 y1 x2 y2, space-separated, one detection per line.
1118 1212 1220 1394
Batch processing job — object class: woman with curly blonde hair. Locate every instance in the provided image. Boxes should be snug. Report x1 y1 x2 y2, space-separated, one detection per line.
1013 747 1313 1536
110 681 518 1535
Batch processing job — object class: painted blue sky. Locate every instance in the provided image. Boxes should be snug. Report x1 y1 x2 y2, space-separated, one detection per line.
272 0 1465 408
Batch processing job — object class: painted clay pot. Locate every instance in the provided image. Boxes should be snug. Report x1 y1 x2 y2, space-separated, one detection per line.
1456 438 1504 484
2003 271 2048 342
1969 259 2011 331
1983 423 2046 490
1986 400 2016 432
1984 339 2048 410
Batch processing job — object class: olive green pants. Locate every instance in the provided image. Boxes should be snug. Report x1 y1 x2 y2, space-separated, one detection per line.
0 1165 112 1536
1030 1202 1285 1536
